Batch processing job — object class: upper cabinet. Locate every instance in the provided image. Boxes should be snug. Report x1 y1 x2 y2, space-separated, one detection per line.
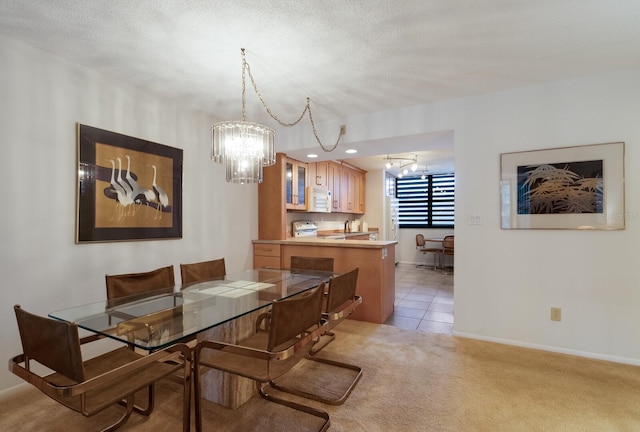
258 154 366 240
310 160 364 214
340 164 366 215
309 161 329 190
285 158 308 210
328 162 342 212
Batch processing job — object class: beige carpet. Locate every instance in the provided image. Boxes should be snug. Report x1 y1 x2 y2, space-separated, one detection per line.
3 320 640 431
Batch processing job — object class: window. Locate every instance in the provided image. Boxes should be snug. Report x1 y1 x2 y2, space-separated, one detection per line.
396 174 455 228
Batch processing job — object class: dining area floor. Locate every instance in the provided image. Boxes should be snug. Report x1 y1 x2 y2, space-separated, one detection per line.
385 262 454 334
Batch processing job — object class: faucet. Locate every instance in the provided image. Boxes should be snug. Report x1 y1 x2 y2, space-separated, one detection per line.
344 219 350 233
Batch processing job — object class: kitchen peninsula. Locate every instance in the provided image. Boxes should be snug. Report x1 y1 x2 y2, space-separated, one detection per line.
256 151 396 324
253 237 396 324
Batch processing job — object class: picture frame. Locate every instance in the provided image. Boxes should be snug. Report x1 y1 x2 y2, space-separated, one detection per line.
500 142 624 230
76 124 183 243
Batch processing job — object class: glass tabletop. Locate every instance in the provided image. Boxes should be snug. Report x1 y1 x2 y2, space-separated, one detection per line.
49 268 333 351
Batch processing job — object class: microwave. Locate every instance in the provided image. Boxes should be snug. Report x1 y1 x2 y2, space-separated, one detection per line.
307 187 332 213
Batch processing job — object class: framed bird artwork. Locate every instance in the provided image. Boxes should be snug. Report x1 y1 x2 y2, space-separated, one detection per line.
76 124 183 242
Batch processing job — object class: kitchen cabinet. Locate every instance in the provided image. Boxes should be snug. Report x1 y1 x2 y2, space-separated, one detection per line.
253 243 282 269
328 161 342 212
357 171 365 213
309 161 329 190
278 240 396 323
340 164 366 215
285 158 308 210
258 153 289 240
253 238 396 324
258 153 367 241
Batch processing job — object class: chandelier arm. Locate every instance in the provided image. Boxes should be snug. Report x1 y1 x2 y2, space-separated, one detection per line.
241 49 342 152
243 57 308 127
241 50 247 122
307 99 342 152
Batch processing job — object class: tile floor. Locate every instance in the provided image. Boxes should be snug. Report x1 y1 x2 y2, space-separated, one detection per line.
384 262 454 334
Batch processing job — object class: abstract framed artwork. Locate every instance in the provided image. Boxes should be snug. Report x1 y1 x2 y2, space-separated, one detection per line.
500 142 624 230
76 124 183 243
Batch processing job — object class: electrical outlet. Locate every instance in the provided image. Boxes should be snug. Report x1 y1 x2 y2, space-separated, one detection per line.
550 307 562 321
340 125 347 135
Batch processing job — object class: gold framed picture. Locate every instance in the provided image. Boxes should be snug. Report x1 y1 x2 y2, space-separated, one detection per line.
76 124 183 243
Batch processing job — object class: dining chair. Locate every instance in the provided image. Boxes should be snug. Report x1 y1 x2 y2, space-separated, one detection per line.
271 267 363 405
290 256 334 272
10 305 192 432
105 264 190 378
416 234 441 270
105 265 175 300
179 257 226 286
193 284 330 432
441 235 455 273
290 255 335 308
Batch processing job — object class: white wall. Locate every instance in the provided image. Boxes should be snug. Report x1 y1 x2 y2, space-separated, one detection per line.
451 71 640 364
279 69 640 365
0 36 258 391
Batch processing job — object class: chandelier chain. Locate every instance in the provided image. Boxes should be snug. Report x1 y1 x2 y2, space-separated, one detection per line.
240 48 342 152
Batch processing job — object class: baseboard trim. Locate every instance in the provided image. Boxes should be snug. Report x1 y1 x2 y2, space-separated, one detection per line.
0 382 30 401
453 331 640 366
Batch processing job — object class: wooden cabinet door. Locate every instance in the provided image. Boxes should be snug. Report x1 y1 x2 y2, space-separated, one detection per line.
356 171 365 214
328 162 342 212
295 162 307 209
285 159 294 207
341 167 351 212
341 167 361 213
285 158 307 210
311 161 329 189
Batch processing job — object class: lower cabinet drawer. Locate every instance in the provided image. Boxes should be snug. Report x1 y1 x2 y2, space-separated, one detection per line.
253 244 280 257
254 255 281 269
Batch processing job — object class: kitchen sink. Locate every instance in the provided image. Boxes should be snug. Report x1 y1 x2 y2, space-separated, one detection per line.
318 234 346 240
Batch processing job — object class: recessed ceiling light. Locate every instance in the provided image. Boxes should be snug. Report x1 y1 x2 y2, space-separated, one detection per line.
345 149 357 154
307 153 318 158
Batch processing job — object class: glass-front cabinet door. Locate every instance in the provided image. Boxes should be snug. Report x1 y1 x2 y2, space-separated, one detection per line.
285 158 307 210
296 163 306 207
286 160 294 206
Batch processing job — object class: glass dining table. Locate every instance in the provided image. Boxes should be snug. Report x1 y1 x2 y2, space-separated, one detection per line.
49 268 333 352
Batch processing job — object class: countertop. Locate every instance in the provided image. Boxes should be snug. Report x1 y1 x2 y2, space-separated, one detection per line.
316 230 377 239
253 237 396 248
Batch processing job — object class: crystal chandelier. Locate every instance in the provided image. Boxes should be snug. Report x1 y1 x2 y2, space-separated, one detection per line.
212 121 275 184
212 48 344 184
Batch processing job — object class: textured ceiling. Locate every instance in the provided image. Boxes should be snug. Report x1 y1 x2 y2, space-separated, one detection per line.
2 0 639 173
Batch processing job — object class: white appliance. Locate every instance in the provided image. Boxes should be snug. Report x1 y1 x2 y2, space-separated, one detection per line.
292 220 319 237
306 187 332 213
384 196 400 263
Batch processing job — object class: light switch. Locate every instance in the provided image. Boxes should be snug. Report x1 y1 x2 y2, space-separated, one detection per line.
468 214 482 225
